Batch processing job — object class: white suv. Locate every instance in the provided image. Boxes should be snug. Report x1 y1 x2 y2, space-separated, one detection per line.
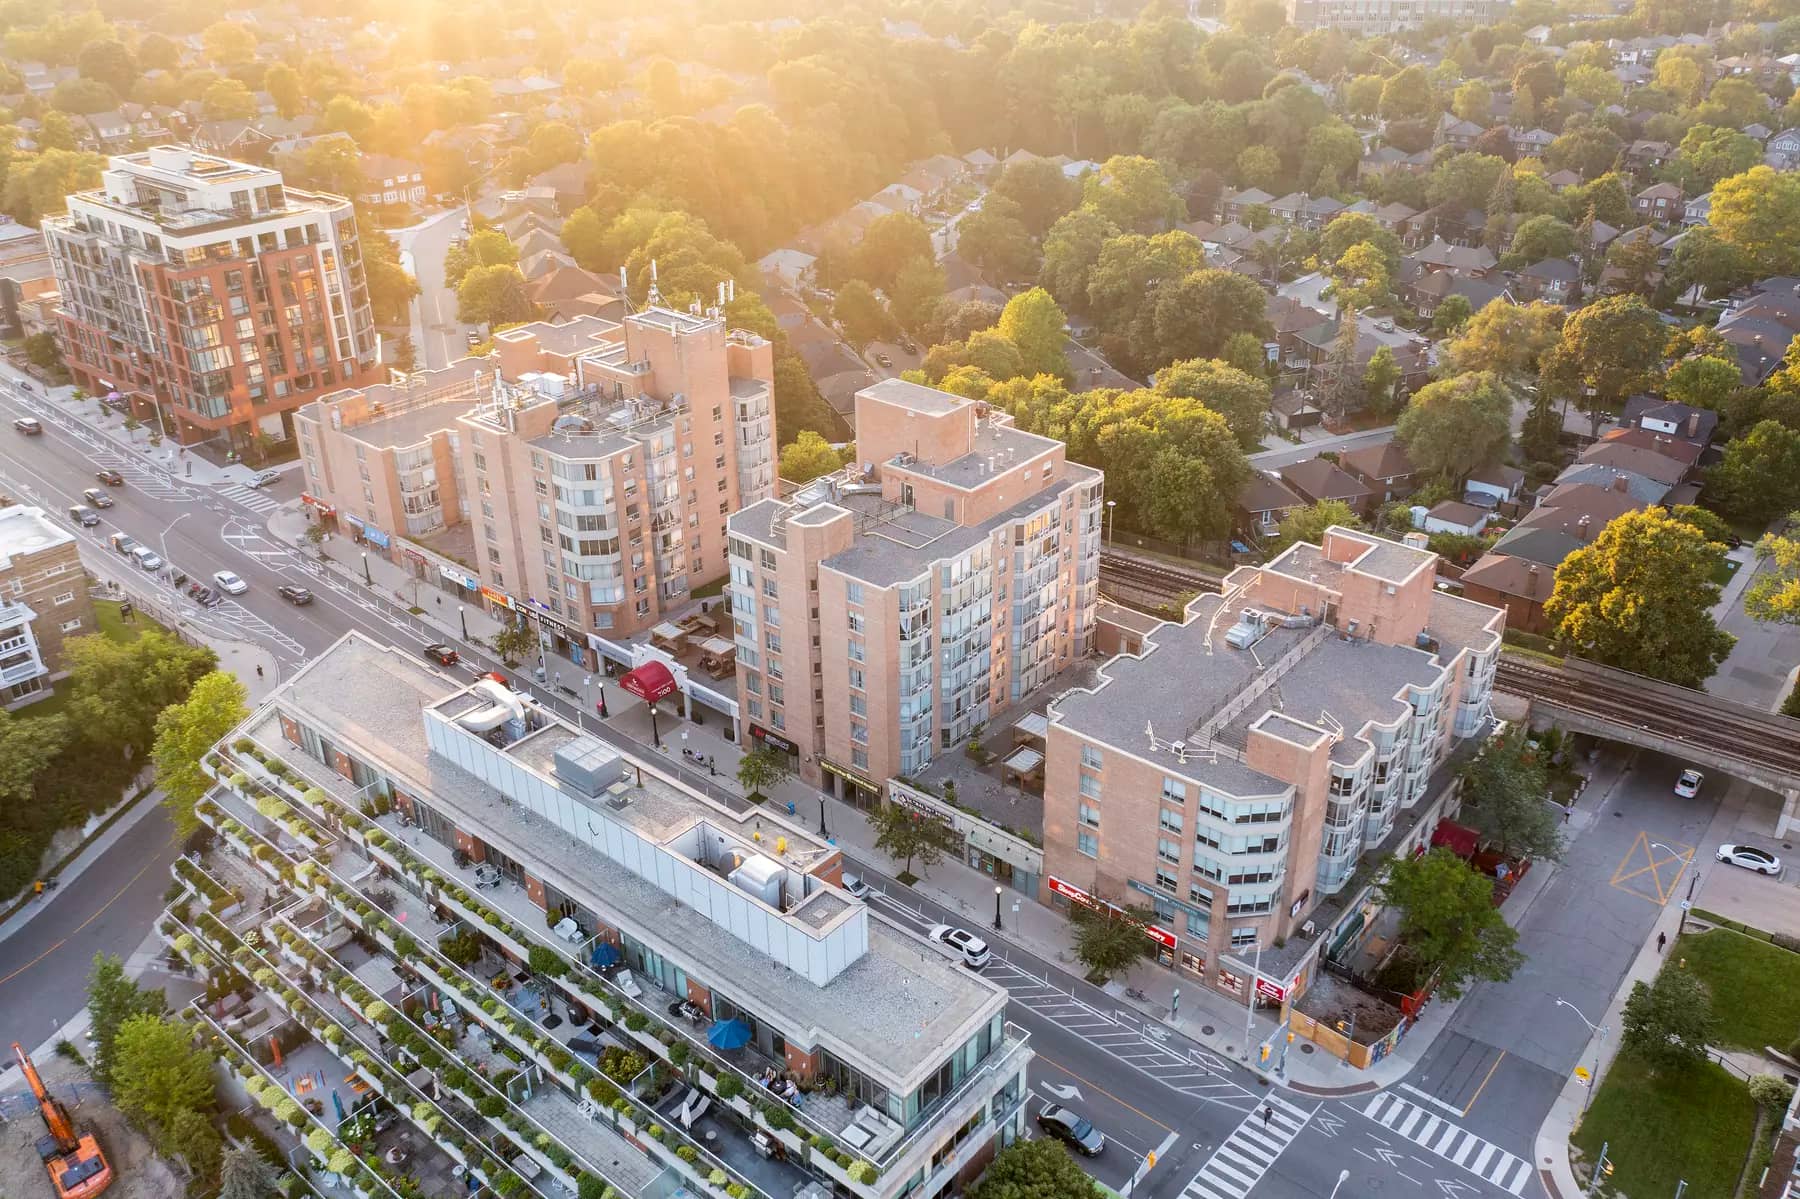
927 924 991 969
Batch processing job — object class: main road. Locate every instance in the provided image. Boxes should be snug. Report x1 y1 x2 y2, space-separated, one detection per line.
0 380 1546 1199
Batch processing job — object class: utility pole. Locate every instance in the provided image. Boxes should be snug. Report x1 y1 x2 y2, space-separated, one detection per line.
1243 942 1263 1063
1587 1143 1610 1196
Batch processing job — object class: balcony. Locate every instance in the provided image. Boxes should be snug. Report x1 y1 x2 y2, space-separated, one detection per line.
0 599 37 629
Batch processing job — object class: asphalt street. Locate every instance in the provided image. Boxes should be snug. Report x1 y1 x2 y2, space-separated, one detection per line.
0 381 1575 1199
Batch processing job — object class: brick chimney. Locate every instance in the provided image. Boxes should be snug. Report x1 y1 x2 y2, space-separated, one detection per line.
1578 514 1593 539
1611 474 1628 493
1687 411 1701 439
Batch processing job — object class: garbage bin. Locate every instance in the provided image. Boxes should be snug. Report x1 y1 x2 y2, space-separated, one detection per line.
786 802 796 815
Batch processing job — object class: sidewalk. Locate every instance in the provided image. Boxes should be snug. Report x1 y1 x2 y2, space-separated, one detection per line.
1532 777 1755 1199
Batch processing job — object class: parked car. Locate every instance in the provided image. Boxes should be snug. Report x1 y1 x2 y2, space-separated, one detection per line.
1674 768 1704 798
81 487 114 508
874 352 893 369
926 924 991 968
247 469 280 487
94 468 124 486
108 532 141 555
466 330 482 348
212 570 248 595
67 505 100 528
13 416 41 435
422 642 459 666
277 585 313 605
129 545 163 571
1036 1104 1105 1156
1717 844 1782 875
841 872 871 900
193 586 221 608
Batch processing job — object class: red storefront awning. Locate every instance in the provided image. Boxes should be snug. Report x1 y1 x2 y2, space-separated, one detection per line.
619 661 679 705
1431 819 1480 859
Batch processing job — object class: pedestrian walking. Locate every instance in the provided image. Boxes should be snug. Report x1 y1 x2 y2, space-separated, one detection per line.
1657 931 1667 953
1262 1104 1272 1129
256 664 264 678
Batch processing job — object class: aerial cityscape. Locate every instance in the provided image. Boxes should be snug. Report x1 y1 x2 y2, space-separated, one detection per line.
0 0 1799 1197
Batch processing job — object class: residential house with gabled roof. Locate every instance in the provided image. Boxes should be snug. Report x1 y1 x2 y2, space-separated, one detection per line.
1236 472 1308 540
1683 192 1711 225
1543 168 1584 189
1410 237 1498 274
1407 270 1511 320
358 153 426 207
1634 181 1683 221
1435 114 1486 150
1767 128 1800 170
1339 441 1418 503
1279 457 1374 514
1620 396 1717 448
1221 187 1276 222
1515 257 1581 304
1625 139 1675 172
1511 127 1557 158
1357 146 1433 179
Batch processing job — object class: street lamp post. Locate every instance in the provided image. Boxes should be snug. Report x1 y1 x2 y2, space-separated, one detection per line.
993 885 1003 931
1106 499 1116 544
1329 1169 1350 1199
1555 996 1606 1112
159 511 191 582
1243 941 1264 1063
361 551 372 585
459 605 468 639
818 797 829 839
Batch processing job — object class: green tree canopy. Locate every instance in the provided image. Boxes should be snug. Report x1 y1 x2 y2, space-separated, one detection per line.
1710 420 1800 526
1080 154 1183 233
1547 508 1736 686
1070 903 1159 981
996 287 1070 381
1543 294 1666 435
967 1138 1098 1199
445 228 520 288
993 156 1081 239
457 264 536 328
778 431 844 485
1153 358 1269 451
1710 166 1800 277
87 953 165 1092
1377 848 1524 1000
854 212 935 294
957 196 1038 281
1620 967 1719 1074
1395 371 1513 482
153 671 248 836
63 629 215 755
1745 519 1800 625
833 280 898 347
1459 731 1563 860
870 801 957 879
1272 499 1362 551
1039 208 1119 313
1440 299 1565 382
111 1013 221 1176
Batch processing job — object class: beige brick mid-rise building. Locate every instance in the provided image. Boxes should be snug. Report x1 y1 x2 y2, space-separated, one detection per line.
726 380 1103 802
1041 527 1503 1003
296 308 776 644
0 505 95 707
45 146 379 453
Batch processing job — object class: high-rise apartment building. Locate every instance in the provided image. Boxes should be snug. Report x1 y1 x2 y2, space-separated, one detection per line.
0 504 96 708
1041 527 1503 1001
295 308 776 643
726 380 1103 803
1284 0 1508 32
45 146 378 453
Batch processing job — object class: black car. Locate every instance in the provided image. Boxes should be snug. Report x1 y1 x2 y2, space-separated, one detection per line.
81 487 114 508
277 585 314 605
1036 1104 1105 1156
95 468 124 486
68 504 101 527
422 642 459 666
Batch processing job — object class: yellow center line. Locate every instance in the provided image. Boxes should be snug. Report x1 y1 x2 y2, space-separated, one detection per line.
0 842 172 991
1033 1052 1176 1134
1463 1049 1506 1117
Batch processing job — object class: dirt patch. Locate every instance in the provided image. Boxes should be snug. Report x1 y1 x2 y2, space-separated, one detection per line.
0 1051 183 1199
1295 971 1405 1039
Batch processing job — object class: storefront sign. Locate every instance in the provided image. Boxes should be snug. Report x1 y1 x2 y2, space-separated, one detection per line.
1255 978 1288 1002
362 525 391 549
300 492 336 516
439 564 480 590
1048 877 1176 951
1289 889 1310 919
402 546 426 565
480 585 514 610
749 725 797 755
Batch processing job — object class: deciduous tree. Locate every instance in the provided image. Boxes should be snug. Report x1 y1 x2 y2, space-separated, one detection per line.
87 953 164 1091
1377 848 1524 1000
1153 358 1269 451
1459 732 1562 860
111 1014 220 1176
1273 499 1362 551
1710 419 1800 525
1621 967 1718 1073
778 431 844 485
1396 372 1513 483
854 213 935 294
1440 300 1565 381
1081 154 1183 233
1543 294 1666 435
1070 903 1159 982
992 156 1081 239
833 280 897 347
997 287 1071 381
1546 509 1736 686
153 671 248 836
1745 520 1800 625
870 801 956 880
445 228 519 288
1039 208 1118 313
1710 166 1800 277
456 264 536 328
967 1138 1098 1199
1663 355 1740 411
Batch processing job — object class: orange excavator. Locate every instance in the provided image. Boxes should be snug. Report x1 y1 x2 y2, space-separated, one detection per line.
11 1042 112 1199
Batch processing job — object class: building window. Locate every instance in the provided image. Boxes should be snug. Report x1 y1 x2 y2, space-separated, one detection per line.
1159 809 1183 833
52 591 75 605
1154 866 1179 891
1157 837 1179 864
1078 773 1101 799
851 748 869 770
1078 802 1100 828
1231 928 1259 949
1080 744 1103 770
1077 831 1099 858
845 581 863 605
59 618 82 632
1162 777 1186 804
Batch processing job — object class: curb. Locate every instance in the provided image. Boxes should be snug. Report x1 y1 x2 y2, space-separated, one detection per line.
0 782 157 932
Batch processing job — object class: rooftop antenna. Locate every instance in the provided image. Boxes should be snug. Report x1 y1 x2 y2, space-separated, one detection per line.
646 259 662 307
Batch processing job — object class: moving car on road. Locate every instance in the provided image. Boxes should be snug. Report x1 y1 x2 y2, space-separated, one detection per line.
841 872 871 900
422 643 460 666
94 468 124 485
81 487 114 509
129 545 163 571
1717 844 1782 875
248 469 279 487
926 924 991 968
212 570 248 595
1036 1104 1105 1155
1674 768 1704 798
67 505 100 528
13 416 41 435
277 585 313 605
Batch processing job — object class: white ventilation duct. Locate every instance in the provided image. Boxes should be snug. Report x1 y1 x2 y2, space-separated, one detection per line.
457 679 526 732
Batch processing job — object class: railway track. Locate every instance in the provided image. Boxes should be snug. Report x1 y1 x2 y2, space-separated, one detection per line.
1097 553 1223 598
1495 657 1800 776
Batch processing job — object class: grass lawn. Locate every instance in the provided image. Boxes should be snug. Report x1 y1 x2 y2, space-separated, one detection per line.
92 597 144 643
1678 927 1800 1051
1571 1050 1757 1199
1710 555 1741 588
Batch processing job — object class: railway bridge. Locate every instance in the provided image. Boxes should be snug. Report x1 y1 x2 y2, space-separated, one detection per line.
1095 551 1800 827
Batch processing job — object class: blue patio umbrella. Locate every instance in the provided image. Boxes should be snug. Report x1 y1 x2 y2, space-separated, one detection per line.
707 1018 752 1050
591 942 621 968
331 1089 345 1122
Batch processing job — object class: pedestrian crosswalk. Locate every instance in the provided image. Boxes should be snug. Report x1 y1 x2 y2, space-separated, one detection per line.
1179 1095 1311 1199
1360 1093 1532 1195
217 483 281 513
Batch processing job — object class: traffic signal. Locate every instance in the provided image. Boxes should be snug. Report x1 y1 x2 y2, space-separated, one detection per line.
1286 1031 1295 1043
1146 1153 1156 1169
1260 1044 1271 1063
